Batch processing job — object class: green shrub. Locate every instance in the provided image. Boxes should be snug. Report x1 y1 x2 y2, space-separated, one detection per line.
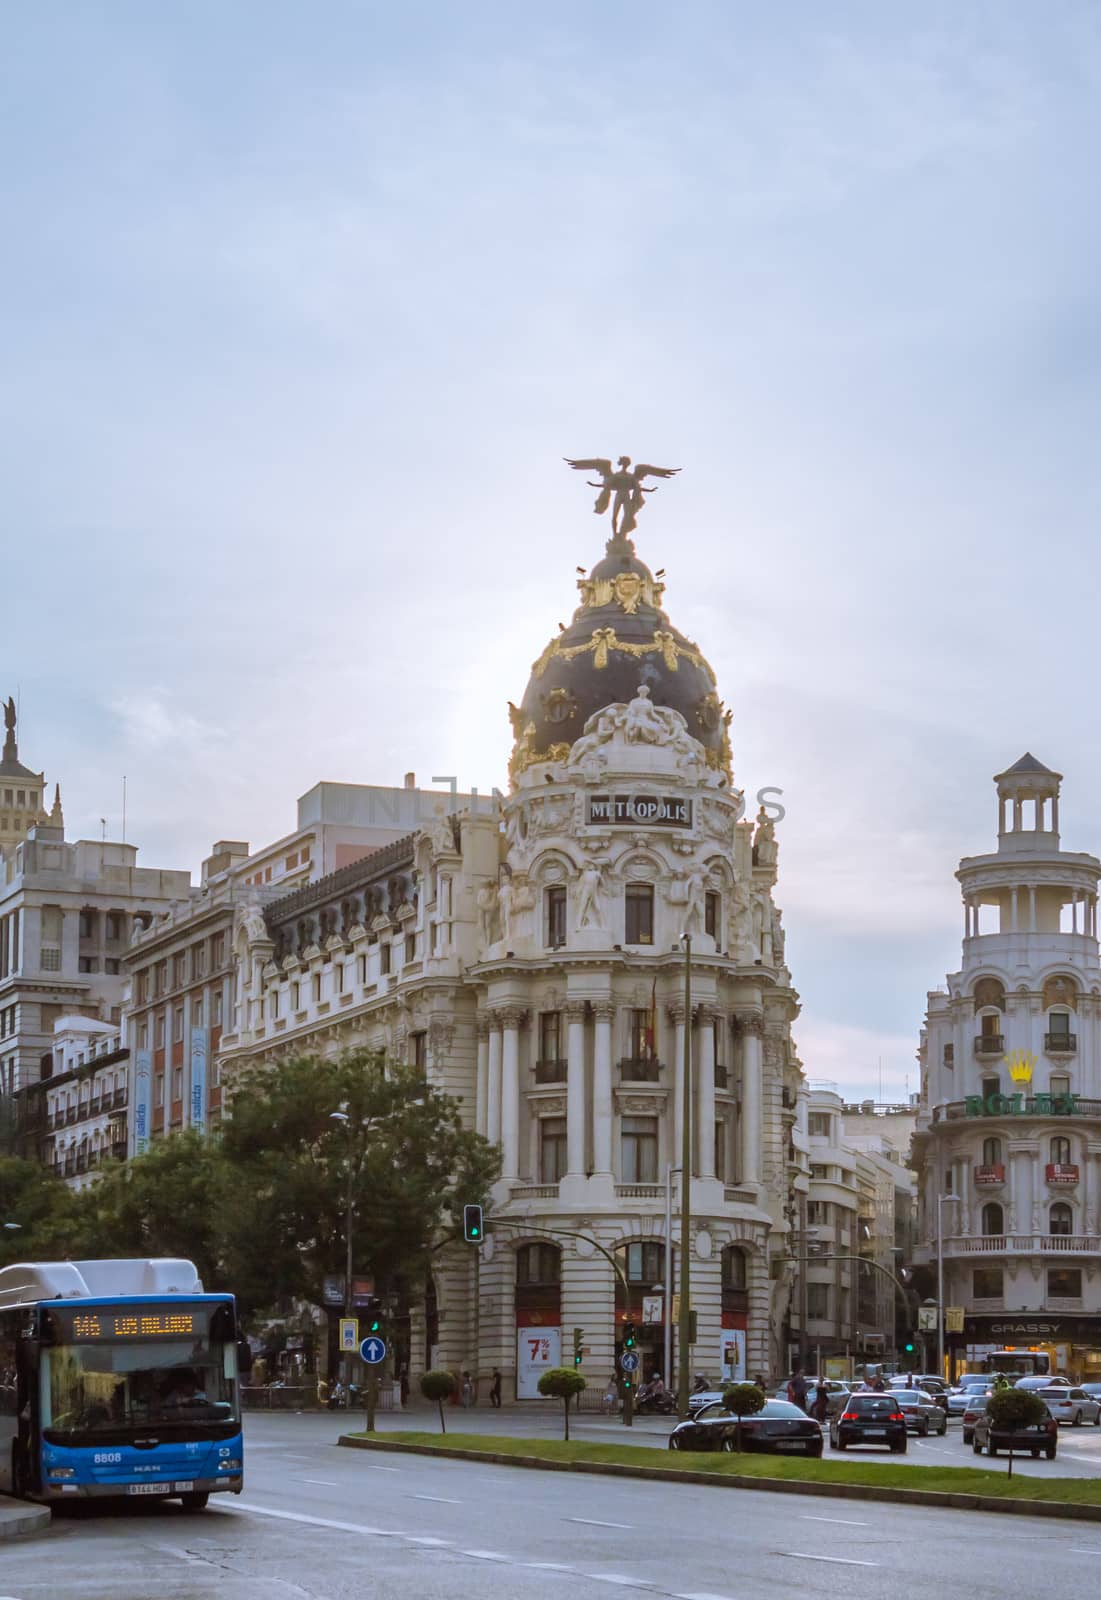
721 1382 766 1450
538 1366 588 1440
419 1369 455 1434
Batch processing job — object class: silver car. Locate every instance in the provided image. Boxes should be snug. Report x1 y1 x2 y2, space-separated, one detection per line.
1036 1386 1101 1427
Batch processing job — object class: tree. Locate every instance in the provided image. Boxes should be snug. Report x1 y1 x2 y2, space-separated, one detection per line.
219 1049 500 1313
984 1385 1048 1478
0 1157 79 1267
538 1367 587 1440
721 1382 766 1452
420 1369 455 1434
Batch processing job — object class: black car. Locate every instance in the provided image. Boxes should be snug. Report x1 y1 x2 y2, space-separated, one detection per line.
972 1407 1058 1461
829 1393 908 1453
669 1398 823 1456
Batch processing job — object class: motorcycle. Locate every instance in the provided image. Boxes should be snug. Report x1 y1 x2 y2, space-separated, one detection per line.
635 1385 677 1416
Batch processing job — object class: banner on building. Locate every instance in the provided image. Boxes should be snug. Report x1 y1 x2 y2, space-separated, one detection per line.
133 1049 152 1156
516 1326 561 1399
190 1027 208 1130
721 1333 746 1384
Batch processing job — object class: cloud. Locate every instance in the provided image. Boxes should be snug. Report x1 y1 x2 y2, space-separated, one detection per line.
109 692 226 756
795 1016 918 1105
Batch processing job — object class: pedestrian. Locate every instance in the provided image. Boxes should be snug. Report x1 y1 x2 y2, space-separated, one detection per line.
752 1372 767 1392
490 1368 502 1408
461 1370 475 1408
400 1368 410 1408
602 1374 618 1415
317 1375 331 1409
786 1364 809 1412
811 1383 830 1426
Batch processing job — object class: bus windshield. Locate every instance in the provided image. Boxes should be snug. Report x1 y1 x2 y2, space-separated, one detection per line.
982 1349 1050 1377
39 1300 239 1440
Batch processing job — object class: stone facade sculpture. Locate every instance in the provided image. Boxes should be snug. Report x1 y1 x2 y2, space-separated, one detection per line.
567 687 706 770
753 806 777 866
575 860 606 929
477 882 500 946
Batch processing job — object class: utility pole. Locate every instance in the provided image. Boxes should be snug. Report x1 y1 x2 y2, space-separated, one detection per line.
677 933 693 1419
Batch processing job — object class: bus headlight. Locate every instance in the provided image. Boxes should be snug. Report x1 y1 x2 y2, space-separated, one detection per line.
48 1467 76 1479
217 1459 241 1471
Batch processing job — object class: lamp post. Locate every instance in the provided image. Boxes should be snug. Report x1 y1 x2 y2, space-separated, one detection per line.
330 1108 368 1392
663 1163 680 1392
936 1193 960 1379
677 932 693 1420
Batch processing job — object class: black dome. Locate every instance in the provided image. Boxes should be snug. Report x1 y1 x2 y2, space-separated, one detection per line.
509 535 730 780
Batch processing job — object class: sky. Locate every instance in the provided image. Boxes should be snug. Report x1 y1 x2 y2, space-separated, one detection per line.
4 3 1101 1102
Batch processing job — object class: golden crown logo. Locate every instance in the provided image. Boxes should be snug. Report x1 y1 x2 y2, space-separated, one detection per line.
1005 1050 1036 1085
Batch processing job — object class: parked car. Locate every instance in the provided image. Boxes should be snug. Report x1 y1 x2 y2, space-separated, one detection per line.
829 1392 908 1453
961 1394 990 1446
972 1405 1058 1460
669 1398 823 1456
1035 1386 1101 1427
892 1388 948 1436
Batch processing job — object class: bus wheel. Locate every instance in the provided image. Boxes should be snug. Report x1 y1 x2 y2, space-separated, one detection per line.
180 1492 209 1511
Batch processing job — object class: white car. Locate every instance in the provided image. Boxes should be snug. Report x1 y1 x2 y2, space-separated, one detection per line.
1036 1386 1101 1427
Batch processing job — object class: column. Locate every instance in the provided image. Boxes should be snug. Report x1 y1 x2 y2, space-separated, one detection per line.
486 1017 502 1146
499 1008 526 1181
697 1010 717 1179
1028 885 1037 932
592 1002 614 1175
566 1000 587 1176
475 1017 489 1138
962 898 970 938
1011 887 1019 933
738 1013 762 1187
668 1003 686 1162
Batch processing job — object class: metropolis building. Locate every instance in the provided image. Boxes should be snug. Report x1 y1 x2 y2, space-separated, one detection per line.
913 756 1101 1379
216 501 807 1395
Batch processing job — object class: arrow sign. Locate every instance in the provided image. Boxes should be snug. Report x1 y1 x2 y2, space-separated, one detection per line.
619 1350 640 1373
360 1336 387 1365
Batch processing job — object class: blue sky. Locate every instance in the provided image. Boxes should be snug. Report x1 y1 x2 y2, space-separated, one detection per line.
4 3 1101 1099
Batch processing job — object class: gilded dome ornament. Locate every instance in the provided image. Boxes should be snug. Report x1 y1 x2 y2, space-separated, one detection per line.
564 454 681 539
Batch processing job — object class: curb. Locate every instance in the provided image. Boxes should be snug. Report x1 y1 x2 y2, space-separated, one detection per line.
336 1435 1101 1524
0 1497 51 1542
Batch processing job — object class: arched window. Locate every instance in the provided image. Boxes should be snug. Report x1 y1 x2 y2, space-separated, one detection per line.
982 1136 1002 1166
1050 1202 1073 1237
515 1243 561 1286
981 1202 1004 1237
1050 1136 1072 1166
722 1246 748 1291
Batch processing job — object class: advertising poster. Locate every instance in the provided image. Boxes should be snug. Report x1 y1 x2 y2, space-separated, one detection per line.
516 1326 561 1399
190 1026 208 1130
133 1049 152 1156
720 1332 746 1383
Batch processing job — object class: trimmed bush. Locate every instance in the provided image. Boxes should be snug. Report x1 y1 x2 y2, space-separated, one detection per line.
420 1369 456 1434
538 1367 588 1440
721 1382 766 1451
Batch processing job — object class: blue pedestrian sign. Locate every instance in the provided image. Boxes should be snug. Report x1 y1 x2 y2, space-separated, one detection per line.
619 1350 640 1373
360 1336 387 1365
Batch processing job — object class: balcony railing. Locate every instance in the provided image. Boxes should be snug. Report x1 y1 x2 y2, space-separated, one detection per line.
615 1184 663 1199
942 1233 1100 1255
936 1097 1101 1122
974 1034 1005 1055
534 1059 568 1085
1046 1163 1079 1185
112 1088 128 1109
510 1183 558 1200
618 1058 662 1083
973 1164 1005 1185
1045 1032 1077 1053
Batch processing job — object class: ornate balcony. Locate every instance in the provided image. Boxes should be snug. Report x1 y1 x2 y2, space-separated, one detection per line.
942 1233 1100 1256
973 1163 1005 1185
618 1058 662 1083
534 1059 568 1085
974 1034 1005 1056
1046 1163 1079 1185
1045 1032 1077 1054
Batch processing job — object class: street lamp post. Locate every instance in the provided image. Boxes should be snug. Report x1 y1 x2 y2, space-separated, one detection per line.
936 1193 960 1379
677 932 693 1420
663 1163 680 1392
330 1109 367 1394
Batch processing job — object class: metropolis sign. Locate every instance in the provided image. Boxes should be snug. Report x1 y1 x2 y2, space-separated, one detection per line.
588 794 693 827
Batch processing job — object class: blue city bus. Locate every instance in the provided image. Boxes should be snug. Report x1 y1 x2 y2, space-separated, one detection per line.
0 1257 243 1509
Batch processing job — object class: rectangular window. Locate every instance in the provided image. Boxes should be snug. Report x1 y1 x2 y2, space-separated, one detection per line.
411 1031 427 1070
79 910 95 939
405 931 416 963
704 891 720 939
173 1006 184 1043
620 1115 658 1183
138 1022 149 1050
539 1011 561 1063
105 913 123 942
539 1116 567 1183
212 990 223 1027
171 1065 183 1102
808 1112 831 1138
626 1241 664 1284
380 943 391 976
192 992 204 1025
174 954 187 988
1048 1267 1082 1298
212 934 225 968
358 954 368 986
191 943 206 979
40 948 61 971
154 1074 165 1107
155 1014 166 1049
807 1283 830 1320
104 958 120 975
973 1267 1003 1298
1051 1074 1071 1099
806 1201 829 1227
1049 1012 1072 1042
810 1163 828 1179
943 1042 954 1068
312 973 321 1003
77 956 98 974
624 884 654 946
156 961 168 996
714 1118 726 1181
545 885 567 948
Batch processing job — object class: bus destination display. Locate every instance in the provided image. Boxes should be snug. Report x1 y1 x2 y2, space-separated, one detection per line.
47 1304 210 1342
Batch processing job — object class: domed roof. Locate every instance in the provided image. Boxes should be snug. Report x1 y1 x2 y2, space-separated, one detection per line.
509 533 730 781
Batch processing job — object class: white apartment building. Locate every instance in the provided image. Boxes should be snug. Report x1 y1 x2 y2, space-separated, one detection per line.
914 755 1101 1379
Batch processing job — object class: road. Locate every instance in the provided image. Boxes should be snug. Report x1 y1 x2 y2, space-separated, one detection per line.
4 1412 1101 1599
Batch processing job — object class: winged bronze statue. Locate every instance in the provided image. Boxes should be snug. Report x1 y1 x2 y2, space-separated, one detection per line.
564 455 680 538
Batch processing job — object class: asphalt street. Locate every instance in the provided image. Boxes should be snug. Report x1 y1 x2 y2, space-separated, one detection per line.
4 1412 1101 1600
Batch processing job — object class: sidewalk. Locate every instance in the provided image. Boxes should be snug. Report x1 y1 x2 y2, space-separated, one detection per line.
0 1496 50 1542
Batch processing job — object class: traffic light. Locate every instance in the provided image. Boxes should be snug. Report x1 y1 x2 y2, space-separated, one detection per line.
904 1337 916 1354
365 1297 383 1335
623 1319 636 1349
462 1203 484 1244
573 1327 584 1366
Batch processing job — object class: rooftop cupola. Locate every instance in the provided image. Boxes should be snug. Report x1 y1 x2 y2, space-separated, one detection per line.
994 752 1062 855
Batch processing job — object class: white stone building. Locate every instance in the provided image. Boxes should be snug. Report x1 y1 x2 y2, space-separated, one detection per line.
218 515 807 1394
42 1016 129 1188
913 755 1101 1379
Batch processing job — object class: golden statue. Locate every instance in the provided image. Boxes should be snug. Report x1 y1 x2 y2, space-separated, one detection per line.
564 455 680 538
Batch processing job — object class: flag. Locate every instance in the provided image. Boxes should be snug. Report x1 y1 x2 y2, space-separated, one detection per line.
644 976 658 1059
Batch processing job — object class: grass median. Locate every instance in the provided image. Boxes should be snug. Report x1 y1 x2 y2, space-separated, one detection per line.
344 1429 1101 1507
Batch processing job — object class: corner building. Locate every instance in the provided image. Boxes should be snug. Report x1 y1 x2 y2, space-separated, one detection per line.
219 517 806 1394
914 756 1101 1378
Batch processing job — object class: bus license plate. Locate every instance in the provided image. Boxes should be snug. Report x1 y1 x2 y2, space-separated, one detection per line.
128 1483 172 1495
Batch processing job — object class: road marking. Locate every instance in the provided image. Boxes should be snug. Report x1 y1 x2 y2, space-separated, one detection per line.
406 1536 453 1547
1070 1548 1101 1555
414 1494 461 1504
363 1463 401 1472
525 1563 577 1571
676 1592 740 1600
582 1578 648 1588
299 1478 339 1487
782 1552 879 1568
801 1515 869 1526
235 1503 402 1538
459 1550 508 1561
569 1517 634 1529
